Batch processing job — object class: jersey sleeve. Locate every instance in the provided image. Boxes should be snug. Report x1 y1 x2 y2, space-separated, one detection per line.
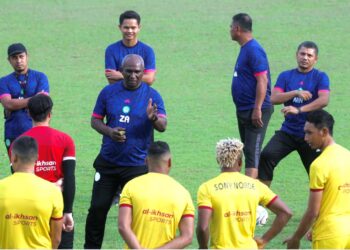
274 72 287 92
92 87 107 119
36 73 50 94
197 183 212 210
119 182 132 207
144 47 156 72
51 186 64 219
317 72 331 92
256 181 278 207
309 162 327 191
105 45 117 70
248 47 269 76
63 135 76 161
152 90 166 118
183 191 195 217
0 77 11 99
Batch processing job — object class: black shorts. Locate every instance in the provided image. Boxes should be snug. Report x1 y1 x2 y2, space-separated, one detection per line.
236 107 273 169
258 130 320 181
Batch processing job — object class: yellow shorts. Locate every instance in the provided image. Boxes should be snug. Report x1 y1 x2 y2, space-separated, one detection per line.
313 235 350 249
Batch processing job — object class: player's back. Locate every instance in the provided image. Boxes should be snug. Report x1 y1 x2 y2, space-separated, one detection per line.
120 172 194 248
0 173 63 248
22 126 74 182
198 172 276 249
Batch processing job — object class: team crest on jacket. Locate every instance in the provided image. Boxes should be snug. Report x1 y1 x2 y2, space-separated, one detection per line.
122 106 130 114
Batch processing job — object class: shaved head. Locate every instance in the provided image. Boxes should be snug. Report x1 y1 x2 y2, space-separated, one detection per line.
121 54 144 70
121 54 145 90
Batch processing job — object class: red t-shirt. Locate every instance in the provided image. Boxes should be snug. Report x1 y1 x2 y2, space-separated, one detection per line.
21 126 75 182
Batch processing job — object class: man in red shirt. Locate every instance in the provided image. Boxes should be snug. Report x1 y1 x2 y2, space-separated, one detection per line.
21 94 76 249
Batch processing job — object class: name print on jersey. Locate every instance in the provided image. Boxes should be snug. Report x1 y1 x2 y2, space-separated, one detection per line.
119 105 131 123
143 208 174 225
5 213 38 227
292 85 304 104
214 181 256 191
119 115 130 123
338 183 350 193
224 210 252 222
35 160 57 172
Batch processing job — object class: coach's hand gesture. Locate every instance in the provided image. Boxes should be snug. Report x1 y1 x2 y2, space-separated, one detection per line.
109 127 126 142
147 98 158 122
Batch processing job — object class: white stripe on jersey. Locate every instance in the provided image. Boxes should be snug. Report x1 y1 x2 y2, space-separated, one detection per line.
63 156 76 161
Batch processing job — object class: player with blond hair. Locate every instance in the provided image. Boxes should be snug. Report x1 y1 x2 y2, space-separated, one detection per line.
196 138 292 249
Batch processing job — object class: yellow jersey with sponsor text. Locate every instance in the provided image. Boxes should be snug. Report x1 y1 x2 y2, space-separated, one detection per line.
0 172 63 249
120 172 195 248
310 143 350 240
197 172 276 249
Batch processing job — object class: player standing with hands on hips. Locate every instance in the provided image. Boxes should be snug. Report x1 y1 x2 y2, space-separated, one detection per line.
196 138 292 249
84 54 167 249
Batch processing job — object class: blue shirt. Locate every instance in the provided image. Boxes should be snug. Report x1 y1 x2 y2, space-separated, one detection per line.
0 69 50 140
92 81 166 167
231 39 272 111
275 68 330 138
105 40 156 73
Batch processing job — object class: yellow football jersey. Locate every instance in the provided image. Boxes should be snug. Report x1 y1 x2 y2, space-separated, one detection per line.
197 172 276 249
0 173 63 249
120 172 195 248
310 144 350 241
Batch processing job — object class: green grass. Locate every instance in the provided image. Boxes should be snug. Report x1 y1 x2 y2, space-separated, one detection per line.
1 0 350 248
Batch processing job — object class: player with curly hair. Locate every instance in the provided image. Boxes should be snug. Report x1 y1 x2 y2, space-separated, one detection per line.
196 138 292 249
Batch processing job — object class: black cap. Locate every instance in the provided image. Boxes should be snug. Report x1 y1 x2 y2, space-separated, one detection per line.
8 43 27 56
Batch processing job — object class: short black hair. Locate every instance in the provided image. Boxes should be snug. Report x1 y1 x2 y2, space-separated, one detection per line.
119 10 141 25
232 13 252 32
297 41 319 55
12 136 38 164
148 141 170 158
306 110 334 136
28 94 53 122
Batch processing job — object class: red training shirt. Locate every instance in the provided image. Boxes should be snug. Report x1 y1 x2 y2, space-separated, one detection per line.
21 126 75 182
